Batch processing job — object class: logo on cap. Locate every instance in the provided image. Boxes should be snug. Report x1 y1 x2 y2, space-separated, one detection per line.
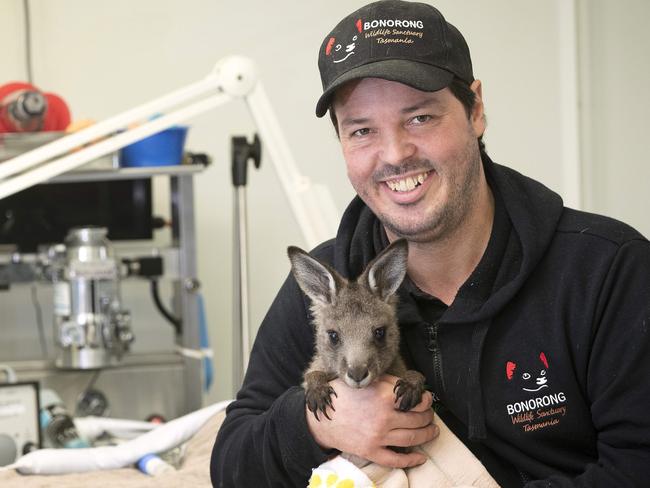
325 19 363 64
325 16 427 66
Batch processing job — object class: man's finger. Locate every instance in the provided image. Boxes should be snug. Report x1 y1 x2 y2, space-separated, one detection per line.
377 374 400 385
369 447 428 469
386 408 435 430
385 423 440 448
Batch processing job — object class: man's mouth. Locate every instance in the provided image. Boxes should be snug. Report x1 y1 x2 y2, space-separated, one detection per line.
385 171 430 192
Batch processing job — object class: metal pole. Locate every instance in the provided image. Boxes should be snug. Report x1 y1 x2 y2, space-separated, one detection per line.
232 186 250 392
230 135 260 395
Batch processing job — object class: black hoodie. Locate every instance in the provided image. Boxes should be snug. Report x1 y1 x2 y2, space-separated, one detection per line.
211 156 650 487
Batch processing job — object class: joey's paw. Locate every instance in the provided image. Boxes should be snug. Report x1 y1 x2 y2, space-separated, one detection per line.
393 371 426 411
305 384 337 421
393 380 422 411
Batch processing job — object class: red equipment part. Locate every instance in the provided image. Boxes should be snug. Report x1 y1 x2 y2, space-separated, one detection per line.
0 81 71 133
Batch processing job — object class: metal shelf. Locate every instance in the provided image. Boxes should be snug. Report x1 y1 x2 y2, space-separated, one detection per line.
48 163 205 183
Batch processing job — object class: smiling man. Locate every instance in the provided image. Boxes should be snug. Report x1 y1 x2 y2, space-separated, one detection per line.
211 2 650 487
332 77 493 305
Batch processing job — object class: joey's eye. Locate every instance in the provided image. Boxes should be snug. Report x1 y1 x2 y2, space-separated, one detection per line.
374 327 386 341
540 370 546 376
522 372 531 380
327 330 340 345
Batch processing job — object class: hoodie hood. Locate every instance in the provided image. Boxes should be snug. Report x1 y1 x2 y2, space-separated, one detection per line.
332 155 564 324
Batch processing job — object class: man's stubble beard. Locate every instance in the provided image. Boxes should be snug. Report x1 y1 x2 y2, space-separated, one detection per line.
375 138 483 244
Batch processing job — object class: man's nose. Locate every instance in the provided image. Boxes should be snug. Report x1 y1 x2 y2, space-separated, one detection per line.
378 129 416 165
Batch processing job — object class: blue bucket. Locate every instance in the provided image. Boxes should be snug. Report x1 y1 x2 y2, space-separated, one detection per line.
120 126 188 167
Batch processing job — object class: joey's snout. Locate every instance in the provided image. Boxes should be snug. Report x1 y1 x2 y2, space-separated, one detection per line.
344 364 372 388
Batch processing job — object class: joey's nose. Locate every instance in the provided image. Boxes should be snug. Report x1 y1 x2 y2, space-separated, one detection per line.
347 366 369 384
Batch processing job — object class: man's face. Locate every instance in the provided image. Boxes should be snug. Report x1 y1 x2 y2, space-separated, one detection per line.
333 77 487 243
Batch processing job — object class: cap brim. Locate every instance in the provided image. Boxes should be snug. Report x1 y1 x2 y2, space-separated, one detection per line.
315 59 455 117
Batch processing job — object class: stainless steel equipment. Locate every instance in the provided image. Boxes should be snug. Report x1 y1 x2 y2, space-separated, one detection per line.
49 227 133 369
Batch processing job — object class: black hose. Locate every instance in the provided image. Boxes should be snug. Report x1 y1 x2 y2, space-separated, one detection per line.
150 279 182 335
30 283 47 357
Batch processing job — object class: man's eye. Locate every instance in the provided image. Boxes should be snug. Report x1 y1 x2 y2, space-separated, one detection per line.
351 128 371 137
411 115 431 125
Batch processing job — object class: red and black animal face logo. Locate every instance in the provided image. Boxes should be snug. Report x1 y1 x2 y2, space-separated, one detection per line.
506 352 549 392
325 19 363 63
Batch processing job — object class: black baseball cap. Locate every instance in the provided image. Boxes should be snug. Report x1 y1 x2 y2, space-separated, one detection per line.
316 0 474 117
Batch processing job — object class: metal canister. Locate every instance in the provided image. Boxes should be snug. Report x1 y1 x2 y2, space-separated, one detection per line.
54 227 133 369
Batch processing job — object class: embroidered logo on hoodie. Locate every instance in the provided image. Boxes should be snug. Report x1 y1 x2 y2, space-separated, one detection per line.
504 352 568 433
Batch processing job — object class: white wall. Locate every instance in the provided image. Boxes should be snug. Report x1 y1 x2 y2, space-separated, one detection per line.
579 0 650 237
0 0 647 404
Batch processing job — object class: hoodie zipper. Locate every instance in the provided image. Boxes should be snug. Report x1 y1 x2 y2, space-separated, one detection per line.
426 322 445 395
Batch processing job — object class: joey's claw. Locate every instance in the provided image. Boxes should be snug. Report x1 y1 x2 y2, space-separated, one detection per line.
307 399 320 420
325 395 335 411
305 383 337 421
329 385 338 404
394 378 425 411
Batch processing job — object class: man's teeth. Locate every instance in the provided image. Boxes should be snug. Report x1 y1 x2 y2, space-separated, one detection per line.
386 172 428 192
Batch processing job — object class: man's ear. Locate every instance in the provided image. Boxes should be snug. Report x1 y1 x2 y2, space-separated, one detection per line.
470 79 486 138
287 246 341 305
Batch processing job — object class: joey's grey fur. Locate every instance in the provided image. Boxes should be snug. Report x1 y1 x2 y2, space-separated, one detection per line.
287 239 426 421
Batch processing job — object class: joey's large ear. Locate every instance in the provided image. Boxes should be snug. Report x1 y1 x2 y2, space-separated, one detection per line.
287 246 341 305
362 239 408 300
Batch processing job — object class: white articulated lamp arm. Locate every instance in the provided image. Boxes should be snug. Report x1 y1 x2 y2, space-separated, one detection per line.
0 56 338 248
240 72 340 248
215 56 339 248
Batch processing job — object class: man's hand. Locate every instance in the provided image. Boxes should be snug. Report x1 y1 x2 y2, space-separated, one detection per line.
305 374 438 468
